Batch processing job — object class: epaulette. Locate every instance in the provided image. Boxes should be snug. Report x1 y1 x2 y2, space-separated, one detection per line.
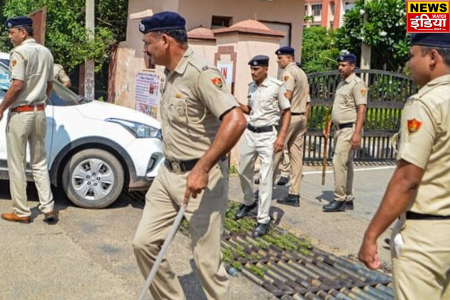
268 77 283 86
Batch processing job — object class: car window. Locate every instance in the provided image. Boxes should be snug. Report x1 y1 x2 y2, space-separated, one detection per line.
50 80 83 106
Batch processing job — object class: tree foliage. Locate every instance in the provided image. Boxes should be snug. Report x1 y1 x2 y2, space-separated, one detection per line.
335 0 410 71
301 26 341 74
0 0 128 71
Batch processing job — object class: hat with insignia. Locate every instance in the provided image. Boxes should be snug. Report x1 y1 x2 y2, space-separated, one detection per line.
275 46 295 56
336 53 357 63
139 11 186 34
5 16 33 29
410 33 450 48
248 55 269 67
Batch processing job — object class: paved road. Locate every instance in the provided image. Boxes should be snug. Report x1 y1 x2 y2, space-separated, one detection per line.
0 181 274 300
228 164 395 269
0 164 395 300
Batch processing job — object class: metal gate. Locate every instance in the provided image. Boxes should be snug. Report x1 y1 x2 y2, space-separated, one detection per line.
304 69 418 164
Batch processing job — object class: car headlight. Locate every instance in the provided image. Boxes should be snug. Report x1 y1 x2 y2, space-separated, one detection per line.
106 118 161 139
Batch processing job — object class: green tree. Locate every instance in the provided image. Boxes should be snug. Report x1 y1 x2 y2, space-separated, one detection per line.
335 0 409 71
0 0 128 71
301 26 340 74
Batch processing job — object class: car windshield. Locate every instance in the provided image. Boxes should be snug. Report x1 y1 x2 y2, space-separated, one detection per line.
0 59 85 106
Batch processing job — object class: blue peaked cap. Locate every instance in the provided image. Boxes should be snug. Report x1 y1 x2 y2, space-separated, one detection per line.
5 16 33 29
139 11 186 33
410 33 450 48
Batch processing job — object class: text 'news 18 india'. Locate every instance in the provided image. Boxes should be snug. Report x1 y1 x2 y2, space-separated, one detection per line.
407 1 450 33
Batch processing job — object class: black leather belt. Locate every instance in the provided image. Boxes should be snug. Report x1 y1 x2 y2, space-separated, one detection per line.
164 156 227 173
247 124 274 133
337 122 354 130
165 158 199 173
406 211 450 220
291 112 305 116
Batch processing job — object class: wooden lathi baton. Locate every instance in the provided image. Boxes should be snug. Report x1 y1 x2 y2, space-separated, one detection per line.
137 205 186 300
322 107 330 185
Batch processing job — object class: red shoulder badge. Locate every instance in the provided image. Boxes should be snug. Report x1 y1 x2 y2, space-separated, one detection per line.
11 60 17 67
407 118 422 134
360 88 367 95
211 77 223 88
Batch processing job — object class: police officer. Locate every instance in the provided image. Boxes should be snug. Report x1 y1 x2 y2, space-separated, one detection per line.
132 12 246 300
0 17 58 224
359 33 450 300
234 55 291 237
274 46 310 207
323 53 367 212
54 63 71 87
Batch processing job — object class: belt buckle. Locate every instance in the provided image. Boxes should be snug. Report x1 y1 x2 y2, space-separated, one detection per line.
171 161 182 174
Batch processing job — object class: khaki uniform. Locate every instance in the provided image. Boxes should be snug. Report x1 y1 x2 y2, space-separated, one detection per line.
273 62 310 195
391 75 450 300
53 64 70 85
331 73 367 202
239 77 290 224
133 47 237 300
7 38 54 217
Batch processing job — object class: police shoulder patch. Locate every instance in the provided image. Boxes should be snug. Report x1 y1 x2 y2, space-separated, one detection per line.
407 118 422 134
11 60 17 67
284 75 290 82
360 88 367 96
211 77 223 88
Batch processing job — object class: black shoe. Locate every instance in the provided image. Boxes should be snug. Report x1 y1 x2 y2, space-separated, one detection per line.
277 194 300 207
235 202 257 220
346 200 354 210
252 222 270 238
277 176 289 186
254 178 260 185
322 200 346 212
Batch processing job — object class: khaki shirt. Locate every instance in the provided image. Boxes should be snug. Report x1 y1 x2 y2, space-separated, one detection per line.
9 38 53 108
397 75 450 216
54 64 70 84
160 47 238 161
280 62 310 114
331 73 368 125
247 76 290 127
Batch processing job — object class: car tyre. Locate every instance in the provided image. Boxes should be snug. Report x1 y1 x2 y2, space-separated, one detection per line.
62 149 124 208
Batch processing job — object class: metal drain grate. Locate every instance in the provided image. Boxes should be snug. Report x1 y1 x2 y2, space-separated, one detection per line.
128 192 393 300
222 229 393 300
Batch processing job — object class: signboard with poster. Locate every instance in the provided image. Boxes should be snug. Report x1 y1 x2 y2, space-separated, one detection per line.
135 70 161 118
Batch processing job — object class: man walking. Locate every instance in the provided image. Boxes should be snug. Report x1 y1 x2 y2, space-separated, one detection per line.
235 55 291 237
132 11 246 300
0 16 58 224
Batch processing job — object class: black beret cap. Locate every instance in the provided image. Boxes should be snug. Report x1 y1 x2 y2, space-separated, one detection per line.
139 11 186 34
248 55 269 67
337 53 357 63
275 46 295 56
5 16 33 29
410 33 450 48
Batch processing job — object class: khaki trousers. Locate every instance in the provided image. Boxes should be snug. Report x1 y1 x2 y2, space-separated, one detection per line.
391 218 450 300
238 128 276 224
278 147 290 178
133 160 229 300
332 127 354 202
6 110 54 217
273 115 307 196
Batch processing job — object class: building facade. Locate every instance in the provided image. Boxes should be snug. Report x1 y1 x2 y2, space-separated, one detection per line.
304 0 356 29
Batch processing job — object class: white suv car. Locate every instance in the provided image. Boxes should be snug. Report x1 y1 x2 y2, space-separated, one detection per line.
0 56 164 208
